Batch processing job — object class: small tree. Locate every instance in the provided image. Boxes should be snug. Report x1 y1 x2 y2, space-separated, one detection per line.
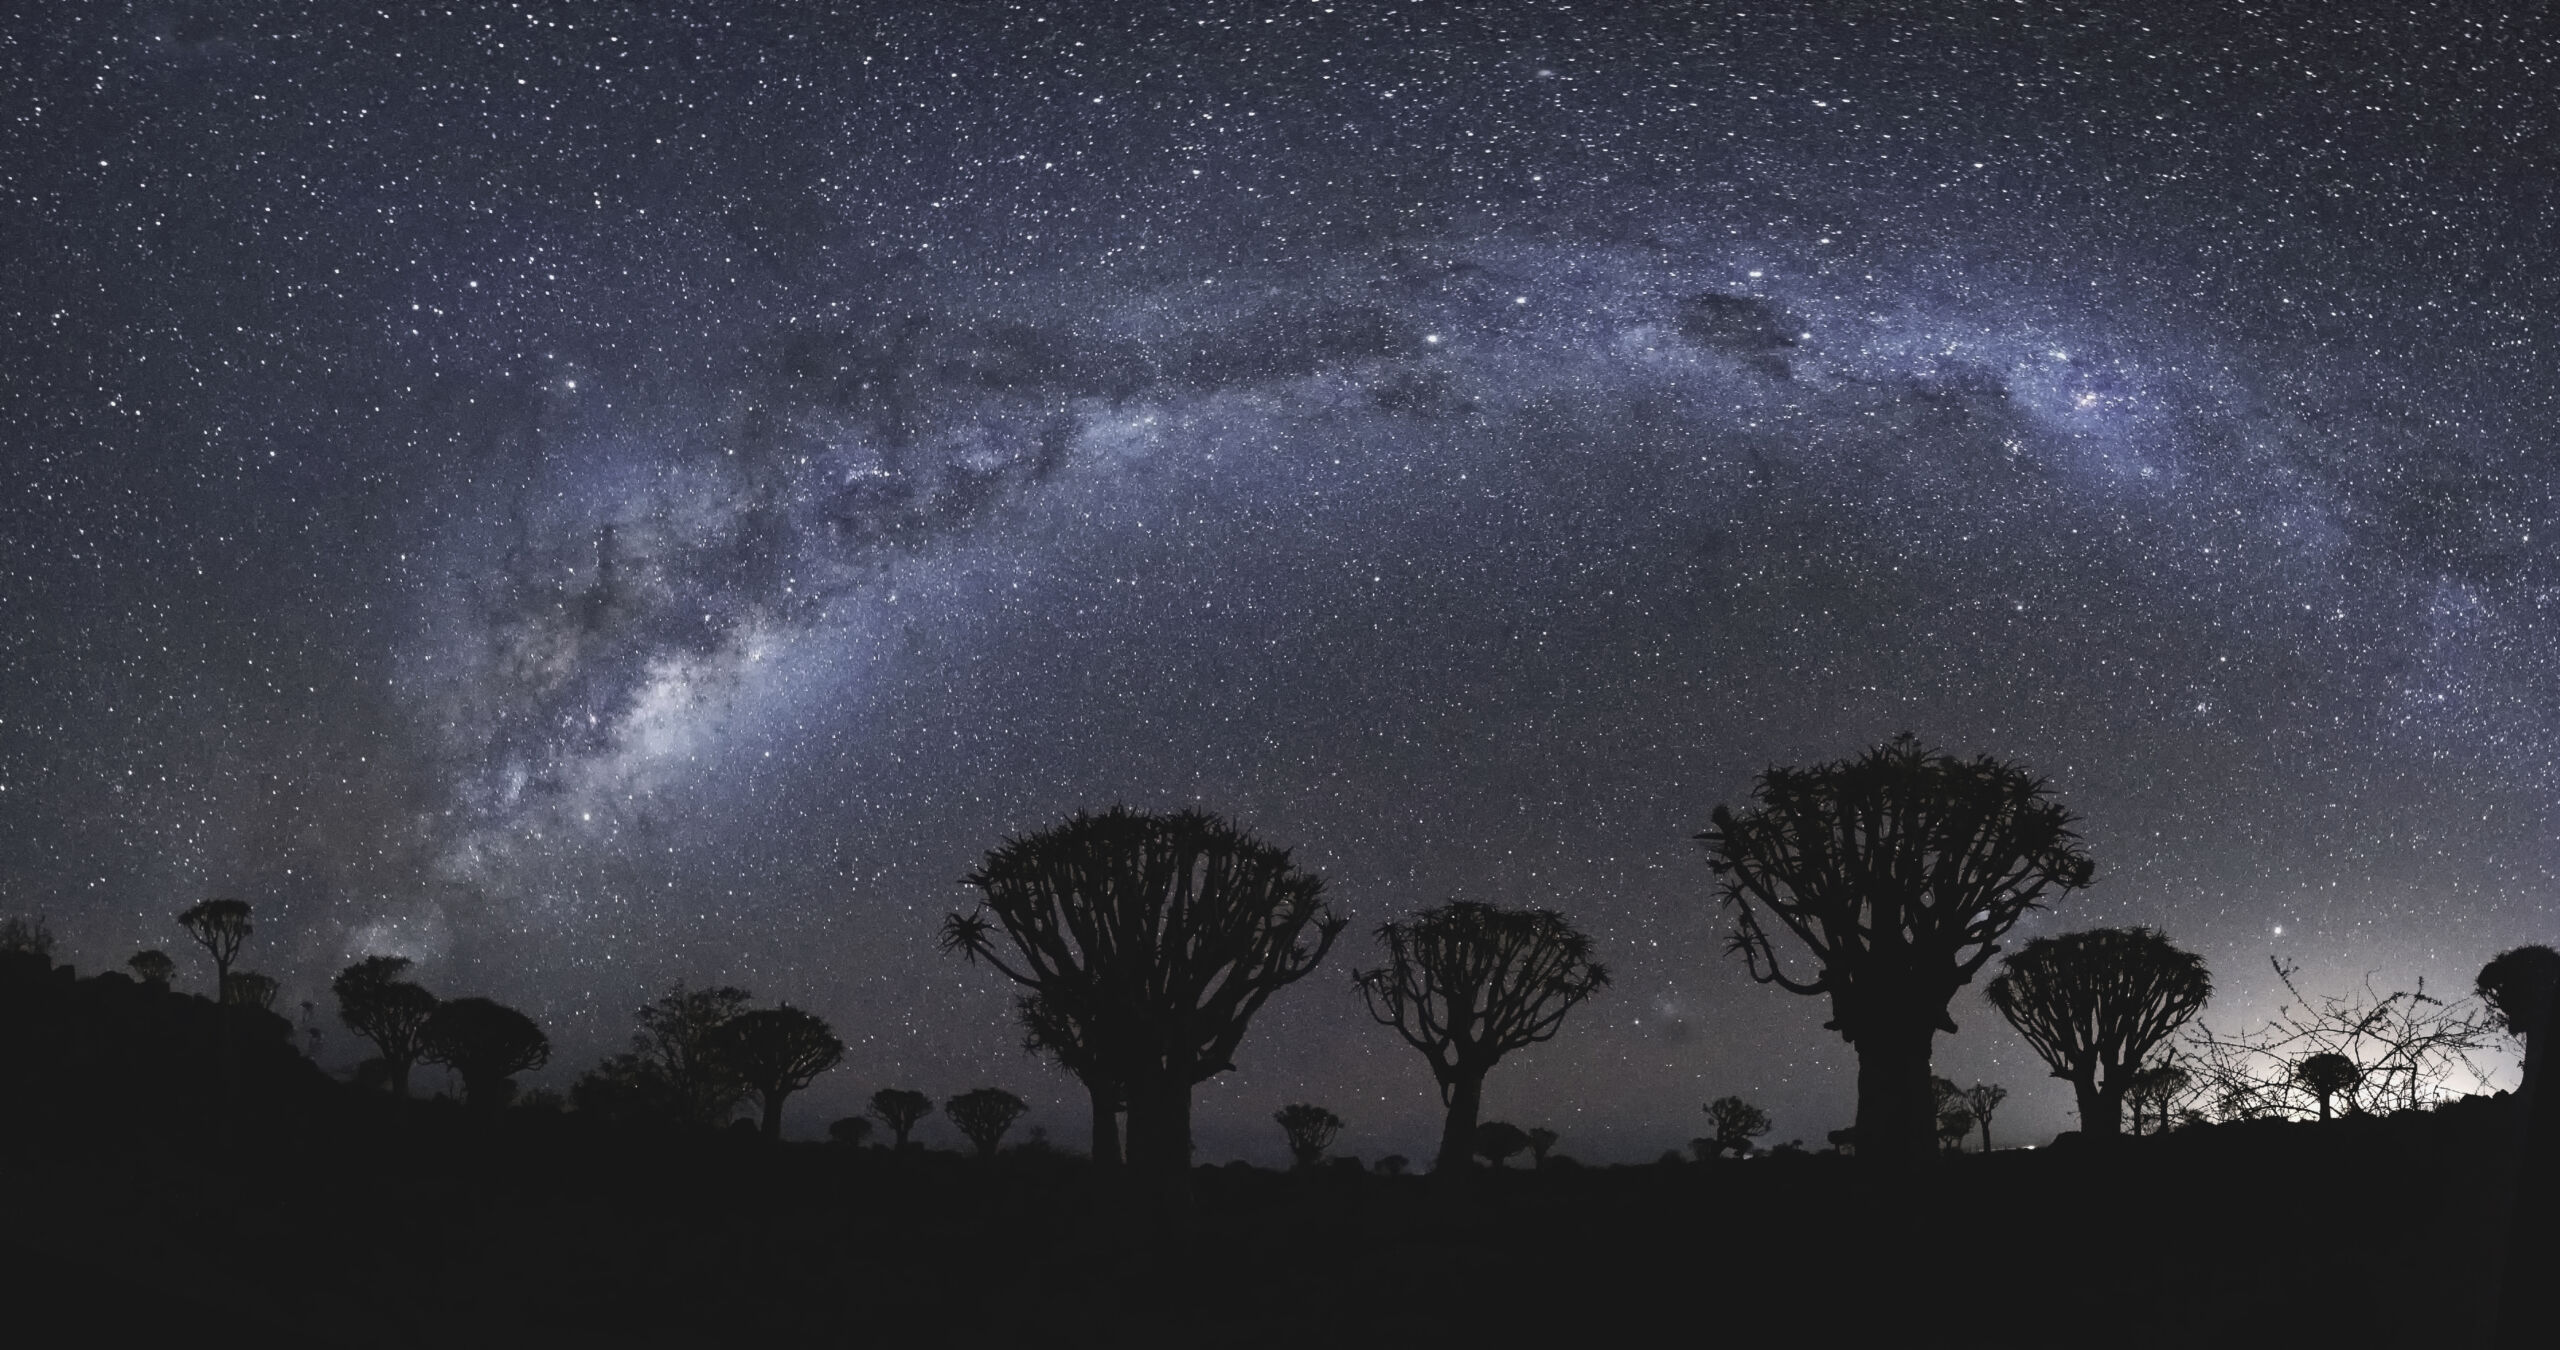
870 1088 934 1149
1525 1126 1559 1167
946 1088 1029 1160
2125 1063 2189 1136
710 1006 845 1140
2296 1052 2360 1121
1701 737 2095 1164
421 997 551 1107
1273 1104 1345 1170
1962 1083 2007 1152
333 956 439 1098
1931 1078 1974 1152
177 898 253 1001
828 1116 874 1147
1375 1155 1410 1176
1355 901 1608 1174
1986 927 2211 1138
2477 945 2560 1100
1472 1120 1531 1169
223 971 282 1012
1704 1096 1773 1158
128 949 177 987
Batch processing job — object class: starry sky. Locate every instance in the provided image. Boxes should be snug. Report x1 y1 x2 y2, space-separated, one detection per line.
3 0 2554 1161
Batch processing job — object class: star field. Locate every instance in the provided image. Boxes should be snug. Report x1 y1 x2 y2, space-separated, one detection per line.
3 0 2555 1161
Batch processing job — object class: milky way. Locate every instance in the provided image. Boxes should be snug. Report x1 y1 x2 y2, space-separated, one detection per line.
4 1 2555 1160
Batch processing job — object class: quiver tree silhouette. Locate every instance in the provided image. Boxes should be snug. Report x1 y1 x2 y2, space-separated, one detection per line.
1274 1103 1344 1169
177 898 252 1002
2477 945 2560 1101
1700 737 2094 1164
1961 1082 2007 1152
709 1005 845 1140
1704 1096 1773 1158
1931 1077 1974 1152
943 807 1344 1182
633 984 754 1129
828 1116 874 1147
127 949 176 988
223 971 281 1011
1472 1120 1531 1169
1984 927 2210 1138
2296 1052 2360 1121
332 956 438 1098
945 1088 1029 1160
870 1088 933 1149
420 997 550 1108
2125 1063 2189 1136
1375 1155 1410 1176
1525 1126 1559 1167
1354 900 1607 1175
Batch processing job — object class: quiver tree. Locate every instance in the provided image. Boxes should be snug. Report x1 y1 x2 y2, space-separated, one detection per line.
1984 927 2210 1138
943 807 1345 1181
709 1005 845 1140
1931 1077 1974 1152
333 956 439 1098
2477 945 2560 1101
1704 1096 1773 1158
1472 1120 1531 1168
870 1088 934 1149
421 997 550 1107
128 950 176 988
1525 1126 1559 1167
633 984 754 1129
1962 1082 2007 1152
1354 901 1608 1174
1274 1103 1344 1169
223 971 282 1012
945 1088 1029 1159
2296 1052 2360 1121
2126 1063 2190 1136
828 1116 874 1147
1701 737 2095 1165
177 898 253 1001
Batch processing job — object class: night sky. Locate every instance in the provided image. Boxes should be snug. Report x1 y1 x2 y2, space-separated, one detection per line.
4 0 2554 1162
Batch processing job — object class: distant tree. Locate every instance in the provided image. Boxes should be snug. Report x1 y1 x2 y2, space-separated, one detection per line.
1825 1127 1858 1156
1701 737 2095 1164
828 1116 874 1147
177 898 253 1001
1932 1077 1974 1152
570 1052 675 1124
710 1006 845 1141
1704 1096 1773 1158
2477 945 2560 1100
223 971 282 1012
0 913 53 960
1962 1082 2008 1152
944 808 1344 1183
1272 1103 1345 1170
1525 1126 1559 1168
1375 1154 1410 1176
1472 1120 1531 1169
945 1088 1029 1160
870 1088 934 1149
1355 901 1608 1175
1985 927 2211 1139
2296 1052 2361 1121
632 983 754 1129
127 949 177 988
332 956 438 1098
421 997 550 1108
2125 1063 2189 1137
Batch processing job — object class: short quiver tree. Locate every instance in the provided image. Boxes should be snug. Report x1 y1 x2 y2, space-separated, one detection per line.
945 1088 1029 1159
1985 927 2211 1138
1355 901 1607 1174
1274 1103 1344 1169
1962 1082 2007 1152
710 1005 845 1140
2125 1063 2190 1136
870 1088 934 1149
421 997 551 1107
943 807 1344 1181
128 950 177 988
333 956 439 1098
177 898 253 1001
2477 945 2560 1100
224 971 282 1011
2296 1052 2360 1121
1472 1120 1531 1169
1700 737 2095 1164
1704 1096 1773 1158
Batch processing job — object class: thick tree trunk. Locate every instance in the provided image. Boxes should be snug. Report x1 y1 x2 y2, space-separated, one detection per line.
2074 1074 2124 1137
1124 1075 1193 1176
1088 1085 1121 1169
1434 1072 1485 1175
761 1092 786 1141
390 1056 413 1100
1853 1021 1938 1166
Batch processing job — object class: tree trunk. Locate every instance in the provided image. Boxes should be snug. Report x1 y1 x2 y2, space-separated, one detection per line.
1088 1085 1121 1169
2074 1074 2123 1137
1434 1072 1485 1175
1853 1021 1938 1166
1977 1113 1992 1154
390 1056 413 1100
761 1091 786 1141
1124 1074 1193 1176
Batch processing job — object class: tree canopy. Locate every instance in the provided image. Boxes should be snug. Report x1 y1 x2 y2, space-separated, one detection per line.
1985 926 2210 1138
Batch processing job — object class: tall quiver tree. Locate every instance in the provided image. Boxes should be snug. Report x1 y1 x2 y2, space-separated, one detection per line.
2477 945 2560 1106
177 899 253 1003
1985 927 2211 1138
710 1005 845 1140
943 807 1344 1183
1700 736 2095 1165
333 956 439 1098
1354 901 1608 1175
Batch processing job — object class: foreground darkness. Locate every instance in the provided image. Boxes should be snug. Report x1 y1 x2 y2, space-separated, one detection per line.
5 957 2539 1348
